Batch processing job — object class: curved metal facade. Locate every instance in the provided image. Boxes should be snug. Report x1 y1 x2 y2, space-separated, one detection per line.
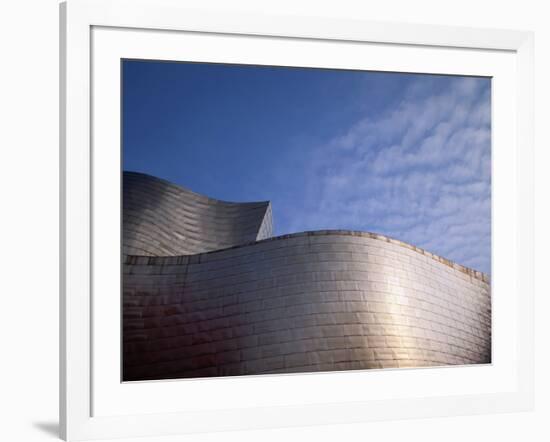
123 174 491 381
123 171 272 256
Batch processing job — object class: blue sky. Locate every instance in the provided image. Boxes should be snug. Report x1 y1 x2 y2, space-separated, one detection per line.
123 60 491 273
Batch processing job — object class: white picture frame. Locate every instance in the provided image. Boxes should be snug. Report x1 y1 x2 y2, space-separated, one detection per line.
60 0 534 440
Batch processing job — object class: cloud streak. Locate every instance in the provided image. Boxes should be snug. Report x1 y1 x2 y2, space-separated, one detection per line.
281 76 491 273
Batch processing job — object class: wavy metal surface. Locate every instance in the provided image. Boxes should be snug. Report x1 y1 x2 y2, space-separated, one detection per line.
123 171 272 256
123 230 491 381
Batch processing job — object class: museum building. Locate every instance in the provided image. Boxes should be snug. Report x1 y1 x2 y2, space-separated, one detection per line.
122 171 491 381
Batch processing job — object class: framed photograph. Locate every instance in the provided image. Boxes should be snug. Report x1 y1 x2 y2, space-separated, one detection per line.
60 0 534 440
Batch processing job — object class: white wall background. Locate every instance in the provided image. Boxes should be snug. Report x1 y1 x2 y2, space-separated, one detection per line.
0 0 547 441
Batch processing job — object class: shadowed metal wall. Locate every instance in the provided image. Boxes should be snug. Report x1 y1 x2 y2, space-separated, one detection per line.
123 229 491 381
123 171 272 256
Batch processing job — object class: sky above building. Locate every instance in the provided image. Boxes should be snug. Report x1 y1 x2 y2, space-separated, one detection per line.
123 60 491 273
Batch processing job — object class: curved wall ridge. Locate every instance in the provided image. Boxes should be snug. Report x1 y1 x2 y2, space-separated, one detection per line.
123 171 273 256
123 231 491 381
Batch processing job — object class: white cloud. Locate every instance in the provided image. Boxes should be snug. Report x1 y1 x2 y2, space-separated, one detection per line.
290 76 491 273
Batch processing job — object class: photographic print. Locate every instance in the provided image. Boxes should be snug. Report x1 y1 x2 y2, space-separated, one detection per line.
122 60 491 382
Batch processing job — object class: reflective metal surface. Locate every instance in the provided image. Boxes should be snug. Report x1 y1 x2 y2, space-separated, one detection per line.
123 175 491 381
123 172 272 256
